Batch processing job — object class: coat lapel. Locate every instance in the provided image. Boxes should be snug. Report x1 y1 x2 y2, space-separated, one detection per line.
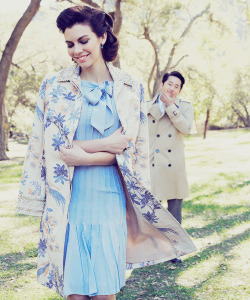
148 95 163 120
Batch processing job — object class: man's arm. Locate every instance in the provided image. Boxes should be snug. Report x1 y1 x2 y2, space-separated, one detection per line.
165 101 194 135
160 92 193 135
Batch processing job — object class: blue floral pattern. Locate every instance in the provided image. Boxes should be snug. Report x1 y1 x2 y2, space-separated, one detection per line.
53 164 68 184
53 113 65 128
51 133 64 151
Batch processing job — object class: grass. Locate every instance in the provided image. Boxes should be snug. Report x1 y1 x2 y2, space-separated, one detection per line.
0 129 250 300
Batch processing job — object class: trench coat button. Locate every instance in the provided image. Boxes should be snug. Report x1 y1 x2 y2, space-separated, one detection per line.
152 120 155 123
168 164 171 167
156 149 159 153
157 134 160 137
168 134 172 137
152 163 155 167
168 149 171 152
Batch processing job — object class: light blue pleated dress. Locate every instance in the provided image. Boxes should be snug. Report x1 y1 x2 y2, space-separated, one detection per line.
63 80 127 297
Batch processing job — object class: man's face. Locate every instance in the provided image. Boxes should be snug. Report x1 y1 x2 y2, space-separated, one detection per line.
161 76 182 99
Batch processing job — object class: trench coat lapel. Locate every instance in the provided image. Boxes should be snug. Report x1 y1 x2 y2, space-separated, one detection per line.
148 95 163 120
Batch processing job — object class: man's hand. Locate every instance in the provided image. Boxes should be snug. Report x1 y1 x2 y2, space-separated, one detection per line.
104 127 132 154
160 91 176 107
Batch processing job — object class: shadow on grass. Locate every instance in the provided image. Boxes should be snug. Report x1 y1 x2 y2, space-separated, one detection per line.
189 179 250 202
186 210 250 238
0 247 38 280
118 228 250 300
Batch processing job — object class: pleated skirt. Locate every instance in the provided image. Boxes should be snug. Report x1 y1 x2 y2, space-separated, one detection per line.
63 164 127 296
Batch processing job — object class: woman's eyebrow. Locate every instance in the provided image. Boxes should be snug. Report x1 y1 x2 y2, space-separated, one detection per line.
78 35 89 40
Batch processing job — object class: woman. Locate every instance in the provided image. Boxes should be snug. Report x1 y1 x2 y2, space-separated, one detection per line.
17 5 196 300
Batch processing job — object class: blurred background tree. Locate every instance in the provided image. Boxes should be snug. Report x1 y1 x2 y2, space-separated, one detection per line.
0 0 41 160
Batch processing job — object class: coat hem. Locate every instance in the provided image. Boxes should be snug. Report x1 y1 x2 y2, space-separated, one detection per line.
126 249 196 270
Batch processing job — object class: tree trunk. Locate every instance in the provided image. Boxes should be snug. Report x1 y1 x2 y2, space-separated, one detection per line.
203 108 210 139
0 0 41 161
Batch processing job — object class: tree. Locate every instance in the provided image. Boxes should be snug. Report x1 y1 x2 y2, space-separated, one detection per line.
123 0 210 98
0 0 42 160
229 71 250 128
184 68 216 138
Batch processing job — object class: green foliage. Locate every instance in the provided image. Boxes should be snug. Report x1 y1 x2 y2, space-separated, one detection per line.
6 67 43 115
228 70 250 127
5 67 44 134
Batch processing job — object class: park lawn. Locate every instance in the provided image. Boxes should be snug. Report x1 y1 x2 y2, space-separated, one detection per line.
0 129 249 300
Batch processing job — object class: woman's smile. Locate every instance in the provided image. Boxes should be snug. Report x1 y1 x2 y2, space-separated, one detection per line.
75 54 89 63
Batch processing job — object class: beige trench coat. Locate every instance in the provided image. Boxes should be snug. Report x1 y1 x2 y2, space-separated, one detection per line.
147 95 194 201
17 64 196 297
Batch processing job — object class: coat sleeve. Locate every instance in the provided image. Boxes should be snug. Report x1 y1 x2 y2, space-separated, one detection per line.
165 101 194 135
16 76 48 217
132 83 151 190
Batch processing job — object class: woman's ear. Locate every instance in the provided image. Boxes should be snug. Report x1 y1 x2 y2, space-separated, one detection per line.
101 32 107 46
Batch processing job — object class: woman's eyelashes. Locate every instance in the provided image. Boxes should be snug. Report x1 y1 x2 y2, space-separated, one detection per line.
66 40 89 48
80 40 89 45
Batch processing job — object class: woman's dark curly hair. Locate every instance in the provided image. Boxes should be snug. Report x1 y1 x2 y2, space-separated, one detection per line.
56 5 119 62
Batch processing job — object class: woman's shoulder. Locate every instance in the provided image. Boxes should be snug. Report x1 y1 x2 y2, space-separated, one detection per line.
40 65 79 88
41 71 60 86
108 63 141 87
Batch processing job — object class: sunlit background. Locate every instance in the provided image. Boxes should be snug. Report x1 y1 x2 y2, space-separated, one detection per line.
0 0 249 136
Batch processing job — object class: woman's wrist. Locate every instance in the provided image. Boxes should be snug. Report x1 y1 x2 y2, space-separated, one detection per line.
100 137 109 152
83 152 93 166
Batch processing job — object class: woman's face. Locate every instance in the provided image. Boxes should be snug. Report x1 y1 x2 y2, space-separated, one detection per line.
64 23 106 70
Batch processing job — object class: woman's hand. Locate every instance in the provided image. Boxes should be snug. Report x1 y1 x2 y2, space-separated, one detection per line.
60 143 91 166
71 128 132 155
104 127 132 154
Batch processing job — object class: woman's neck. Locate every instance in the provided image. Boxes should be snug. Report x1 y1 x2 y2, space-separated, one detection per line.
79 59 113 83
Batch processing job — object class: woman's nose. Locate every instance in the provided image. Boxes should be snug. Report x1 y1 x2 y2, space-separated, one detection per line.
74 43 83 56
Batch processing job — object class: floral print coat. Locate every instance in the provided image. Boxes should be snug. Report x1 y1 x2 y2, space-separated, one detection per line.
17 63 196 297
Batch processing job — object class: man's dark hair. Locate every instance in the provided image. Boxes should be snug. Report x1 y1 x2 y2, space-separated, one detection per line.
162 71 185 89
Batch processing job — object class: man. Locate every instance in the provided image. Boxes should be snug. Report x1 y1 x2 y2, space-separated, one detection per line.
147 71 194 261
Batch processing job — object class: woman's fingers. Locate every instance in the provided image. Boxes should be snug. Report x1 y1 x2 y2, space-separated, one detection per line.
126 135 133 142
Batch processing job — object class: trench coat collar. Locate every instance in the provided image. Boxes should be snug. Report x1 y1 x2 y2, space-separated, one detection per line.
148 94 163 120
148 94 181 120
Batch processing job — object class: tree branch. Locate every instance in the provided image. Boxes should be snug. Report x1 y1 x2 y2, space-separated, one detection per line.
113 0 122 36
56 0 80 5
231 105 247 126
143 26 160 98
161 4 210 77
169 55 188 71
80 0 100 8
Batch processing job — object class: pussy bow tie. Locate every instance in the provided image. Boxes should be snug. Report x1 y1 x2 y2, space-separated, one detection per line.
84 82 114 135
